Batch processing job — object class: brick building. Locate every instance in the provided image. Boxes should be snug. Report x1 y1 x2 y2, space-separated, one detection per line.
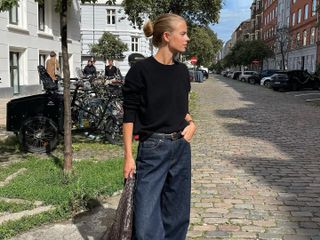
287 0 318 72
235 20 252 41
250 0 263 40
261 0 278 69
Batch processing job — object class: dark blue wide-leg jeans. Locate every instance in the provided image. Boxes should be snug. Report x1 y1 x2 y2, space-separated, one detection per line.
133 136 191 240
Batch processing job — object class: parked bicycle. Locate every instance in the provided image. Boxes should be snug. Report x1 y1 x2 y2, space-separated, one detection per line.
6 66 123 153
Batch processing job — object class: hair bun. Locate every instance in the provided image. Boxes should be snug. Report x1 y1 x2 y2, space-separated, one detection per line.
143 20 153 37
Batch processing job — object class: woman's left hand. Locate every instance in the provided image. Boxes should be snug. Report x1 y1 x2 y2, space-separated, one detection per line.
181 121 196 142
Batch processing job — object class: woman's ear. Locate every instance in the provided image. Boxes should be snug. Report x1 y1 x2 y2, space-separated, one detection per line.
163 32 171 43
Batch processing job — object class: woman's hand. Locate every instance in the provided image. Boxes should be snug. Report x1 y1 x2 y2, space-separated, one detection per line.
123 157 135 179
181 121 196 142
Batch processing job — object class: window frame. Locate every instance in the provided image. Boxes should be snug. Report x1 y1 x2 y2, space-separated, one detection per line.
296 32 301 47
297 9 301 24
9 5 18 25
292 12 296 26
312 0 317 16
38 2 45 31
10 51 20 95
304 4 309 20
310 27 315 44
106 9 116 25
131 37 139 52
302 30 307 46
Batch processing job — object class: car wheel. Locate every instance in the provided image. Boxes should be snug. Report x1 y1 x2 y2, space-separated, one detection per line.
249 78 255 84
312 82 319 90
240 78 245 82
19 116 59 153
264 80 271 88
291 79 299 91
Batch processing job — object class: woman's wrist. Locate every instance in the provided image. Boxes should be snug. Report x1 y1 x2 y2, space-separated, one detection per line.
187 119 194 125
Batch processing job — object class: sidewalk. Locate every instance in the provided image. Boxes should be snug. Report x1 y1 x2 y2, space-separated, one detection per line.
0 98 12 142
0 98 10 127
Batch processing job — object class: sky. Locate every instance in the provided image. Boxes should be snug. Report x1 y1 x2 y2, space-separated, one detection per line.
210 0 252 45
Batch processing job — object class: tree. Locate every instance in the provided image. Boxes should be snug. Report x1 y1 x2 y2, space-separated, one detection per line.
187 26 222 66
122 0 222 28
0 0 112 174
90 32 128 61
275 27 290 70
121 0 222 67
223 40 273 69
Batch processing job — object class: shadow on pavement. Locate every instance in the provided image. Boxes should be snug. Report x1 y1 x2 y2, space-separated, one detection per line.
214 75 320 235
72 199 116 240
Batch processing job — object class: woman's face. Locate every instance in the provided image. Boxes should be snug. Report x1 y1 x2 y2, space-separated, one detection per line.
166 20 189 53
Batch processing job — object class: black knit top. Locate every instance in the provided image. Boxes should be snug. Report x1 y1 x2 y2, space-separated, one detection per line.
123 56 191 138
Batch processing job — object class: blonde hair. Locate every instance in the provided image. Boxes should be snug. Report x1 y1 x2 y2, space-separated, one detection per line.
143 13 186 48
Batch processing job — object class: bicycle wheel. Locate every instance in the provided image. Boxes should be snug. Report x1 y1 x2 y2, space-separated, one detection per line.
19 116 59 153
79 98 104 129
104 116 123 145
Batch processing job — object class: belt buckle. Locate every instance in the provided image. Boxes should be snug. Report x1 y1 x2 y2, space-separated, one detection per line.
171 132 180 141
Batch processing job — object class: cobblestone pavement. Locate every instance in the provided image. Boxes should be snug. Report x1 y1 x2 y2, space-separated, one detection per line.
187 75 320 239
6 75 320 239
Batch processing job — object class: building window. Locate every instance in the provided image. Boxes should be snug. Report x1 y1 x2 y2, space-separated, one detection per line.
131 37 139 52
39 54 47 66
310 27 315 44
293 0 296 3
9 6 18 25
312 0 316 16
10 52 20 95
39 53 47 83
106 9 116 25
38 3 45 31
296 32 301 47
303 30 307 46
292 12 295 26
304 4 309 20
297 9 301 24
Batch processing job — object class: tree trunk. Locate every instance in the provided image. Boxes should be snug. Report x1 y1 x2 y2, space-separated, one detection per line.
280 44 286 70
61 0 73 173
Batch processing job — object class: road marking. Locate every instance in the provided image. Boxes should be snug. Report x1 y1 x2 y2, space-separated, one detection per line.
285 90 319 95
306 98 320 102
295 93 320 97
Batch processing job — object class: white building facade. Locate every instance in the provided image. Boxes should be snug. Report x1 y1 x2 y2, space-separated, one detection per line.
0 0 81 97
80 0 152 76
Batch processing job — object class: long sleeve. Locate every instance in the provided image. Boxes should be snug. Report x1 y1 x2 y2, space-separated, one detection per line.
122 65 143 123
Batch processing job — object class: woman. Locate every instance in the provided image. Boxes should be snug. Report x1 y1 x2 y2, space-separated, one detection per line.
122 13 196 240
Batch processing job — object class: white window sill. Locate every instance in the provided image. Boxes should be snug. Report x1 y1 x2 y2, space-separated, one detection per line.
7 25 30 34
37 31 54 39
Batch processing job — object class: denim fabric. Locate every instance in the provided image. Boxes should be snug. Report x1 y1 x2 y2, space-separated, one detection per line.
133 136 191 240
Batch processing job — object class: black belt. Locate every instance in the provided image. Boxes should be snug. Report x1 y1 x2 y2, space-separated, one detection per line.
150 131 183 141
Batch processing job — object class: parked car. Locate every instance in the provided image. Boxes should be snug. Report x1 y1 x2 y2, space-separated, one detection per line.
222 71 230 77
199 69 209 79
239 71 258 82
232 71 242 80
248 69 281 85
226 71 234 78
270 70 320 91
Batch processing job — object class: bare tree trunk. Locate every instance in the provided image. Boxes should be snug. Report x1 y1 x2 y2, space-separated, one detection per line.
280 44 286 70
61 0 73 172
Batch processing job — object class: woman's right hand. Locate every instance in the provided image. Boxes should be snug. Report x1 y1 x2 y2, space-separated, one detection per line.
123 157 135 179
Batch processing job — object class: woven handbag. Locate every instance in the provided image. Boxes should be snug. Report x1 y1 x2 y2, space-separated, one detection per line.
101 175 135 240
